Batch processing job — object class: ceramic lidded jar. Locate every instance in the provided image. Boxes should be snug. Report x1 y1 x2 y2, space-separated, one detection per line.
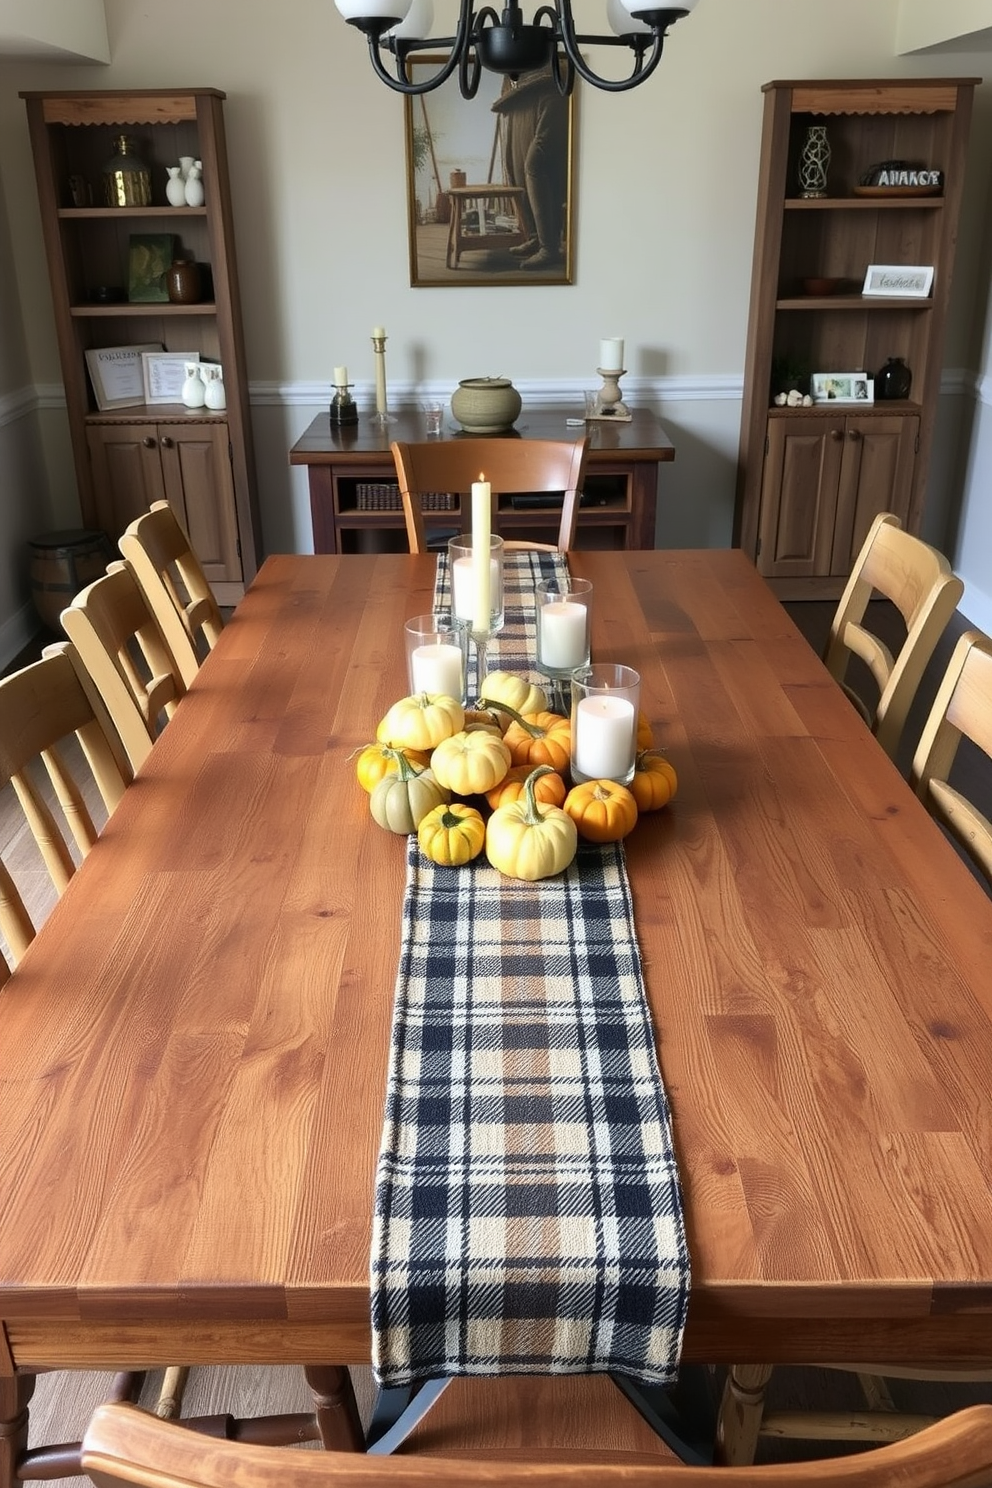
450 377 522 434
166 258 202 304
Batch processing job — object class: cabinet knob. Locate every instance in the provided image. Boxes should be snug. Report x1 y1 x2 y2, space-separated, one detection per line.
142 436 156 449
160 436 174 449
848 428 861 442
830 429 844 442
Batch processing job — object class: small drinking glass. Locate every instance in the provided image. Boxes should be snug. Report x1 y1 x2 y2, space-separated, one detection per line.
404 615 465 702
421 399 443 436
536 576 592 714
570 664 640 787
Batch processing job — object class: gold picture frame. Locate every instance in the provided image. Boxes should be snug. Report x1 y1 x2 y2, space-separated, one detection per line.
405 60 575 287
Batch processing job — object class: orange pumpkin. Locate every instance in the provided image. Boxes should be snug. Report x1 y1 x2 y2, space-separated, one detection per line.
629 750 678 812
485 764 567 812
563 779 639 843
498 708 571 773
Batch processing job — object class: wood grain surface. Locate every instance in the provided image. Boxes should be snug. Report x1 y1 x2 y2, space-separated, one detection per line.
3 551 992 1388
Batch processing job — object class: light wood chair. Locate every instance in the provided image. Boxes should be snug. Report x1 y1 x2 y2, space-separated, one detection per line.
391 438 589 555
82 1396 992 1488
60 561 189 774
823 513 964 760
118 501 225 688
911 627 992 887
0 641 131 982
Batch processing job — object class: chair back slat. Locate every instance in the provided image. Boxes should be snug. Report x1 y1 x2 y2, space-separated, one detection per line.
119 500 224 685
391 438 589 554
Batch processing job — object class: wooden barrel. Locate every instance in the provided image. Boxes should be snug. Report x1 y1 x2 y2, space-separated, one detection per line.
29 528 114 633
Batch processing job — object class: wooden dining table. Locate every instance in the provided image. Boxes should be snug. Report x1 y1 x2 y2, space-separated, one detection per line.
3 549 992 1478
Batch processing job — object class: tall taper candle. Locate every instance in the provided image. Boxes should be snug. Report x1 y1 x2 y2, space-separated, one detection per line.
371 327 387 418
471 475 491 633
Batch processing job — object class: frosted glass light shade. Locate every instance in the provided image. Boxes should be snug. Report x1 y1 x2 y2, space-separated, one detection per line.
607 0 651 34
386 0 433 36
335 0 411 20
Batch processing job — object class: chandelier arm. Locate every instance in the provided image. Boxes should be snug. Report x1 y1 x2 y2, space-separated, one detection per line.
365 0 478 96
563 27 665 91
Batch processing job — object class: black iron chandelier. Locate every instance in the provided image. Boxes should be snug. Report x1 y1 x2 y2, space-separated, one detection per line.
332 0 698 96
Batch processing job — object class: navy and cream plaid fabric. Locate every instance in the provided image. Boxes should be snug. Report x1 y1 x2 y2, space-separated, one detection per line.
370 552 690 1388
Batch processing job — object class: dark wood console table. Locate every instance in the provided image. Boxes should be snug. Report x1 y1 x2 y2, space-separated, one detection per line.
290 407 674 553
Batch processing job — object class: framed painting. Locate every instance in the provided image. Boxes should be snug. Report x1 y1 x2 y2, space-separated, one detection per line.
405 61 575 287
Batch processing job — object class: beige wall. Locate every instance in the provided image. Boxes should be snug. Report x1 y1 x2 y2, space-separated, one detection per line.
0 0 990 646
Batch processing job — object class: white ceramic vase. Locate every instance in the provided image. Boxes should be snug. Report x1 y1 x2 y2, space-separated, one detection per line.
204 375 226 411
181 366 206 409
184 164 204 207
165 167 186 207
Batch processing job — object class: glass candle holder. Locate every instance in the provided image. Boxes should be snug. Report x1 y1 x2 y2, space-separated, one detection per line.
404 615 466 702
570 664 640 787
448 534 505 637
536 577 592 676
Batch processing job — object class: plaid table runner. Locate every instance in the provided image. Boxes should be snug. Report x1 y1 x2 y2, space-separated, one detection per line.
370 552 690 1388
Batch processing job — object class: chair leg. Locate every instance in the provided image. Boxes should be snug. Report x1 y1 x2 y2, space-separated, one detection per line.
857 1372 897 1413
716 1363 773 1466
154 1367 190 1420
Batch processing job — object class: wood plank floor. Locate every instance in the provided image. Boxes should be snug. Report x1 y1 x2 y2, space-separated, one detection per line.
3 597 990 1472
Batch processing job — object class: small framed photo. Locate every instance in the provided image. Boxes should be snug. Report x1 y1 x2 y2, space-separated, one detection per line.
128 233 175 303
85 342 163 411
811 372 874 405
142 350 198 404
862 264 934 298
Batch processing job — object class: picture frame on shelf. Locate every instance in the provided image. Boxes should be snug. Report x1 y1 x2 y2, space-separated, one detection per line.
811 372 874 406
142 350 199 404
85 342 163 411
128 233 175 303
862 264 934 299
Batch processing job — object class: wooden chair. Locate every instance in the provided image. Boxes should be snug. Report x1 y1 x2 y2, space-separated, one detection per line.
823 513 964 760
118 501 225 688
391 438 589 555
0 641 131 982
82 1396 992 1488
911 627 992 887
60 561 189 774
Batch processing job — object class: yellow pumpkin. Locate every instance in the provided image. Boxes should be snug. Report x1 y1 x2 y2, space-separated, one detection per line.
378 692 464 752
417 803 486 866
355 741 430 794
630 750 678 812
485 766 578 882
369 750 450 834
487 701 572 773
485 764 567 812
637 712 655 751
564 779 639 843
478 671 547 722
430 729 512 796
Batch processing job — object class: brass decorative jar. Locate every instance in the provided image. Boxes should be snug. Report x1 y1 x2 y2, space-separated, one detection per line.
102 134 152 208
450 377 521 434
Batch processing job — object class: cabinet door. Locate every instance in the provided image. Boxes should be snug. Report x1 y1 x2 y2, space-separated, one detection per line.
157 423 242 585
756 416 845 580
831 415 919 575
87 425 168 536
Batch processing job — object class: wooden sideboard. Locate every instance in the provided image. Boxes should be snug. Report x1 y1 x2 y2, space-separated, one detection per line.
289 407 674 553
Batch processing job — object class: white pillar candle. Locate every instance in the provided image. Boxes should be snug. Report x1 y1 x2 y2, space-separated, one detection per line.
599 337 624 371
333 365 348 386
452 555 499 624
574 694 635 780
411 642 462 699
470 476 491 633
372 327 387 416
539 600 588 670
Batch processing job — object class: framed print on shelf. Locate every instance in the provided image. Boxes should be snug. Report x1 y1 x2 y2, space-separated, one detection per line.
404 58 575 287
142 350 198 405
85 342 163 411
862 264 934 299
128 233 175 303
811 372 874 406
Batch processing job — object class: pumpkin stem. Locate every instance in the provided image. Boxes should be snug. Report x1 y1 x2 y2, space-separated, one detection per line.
522 765 555 824
383 746 423 783
479 698 549 738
